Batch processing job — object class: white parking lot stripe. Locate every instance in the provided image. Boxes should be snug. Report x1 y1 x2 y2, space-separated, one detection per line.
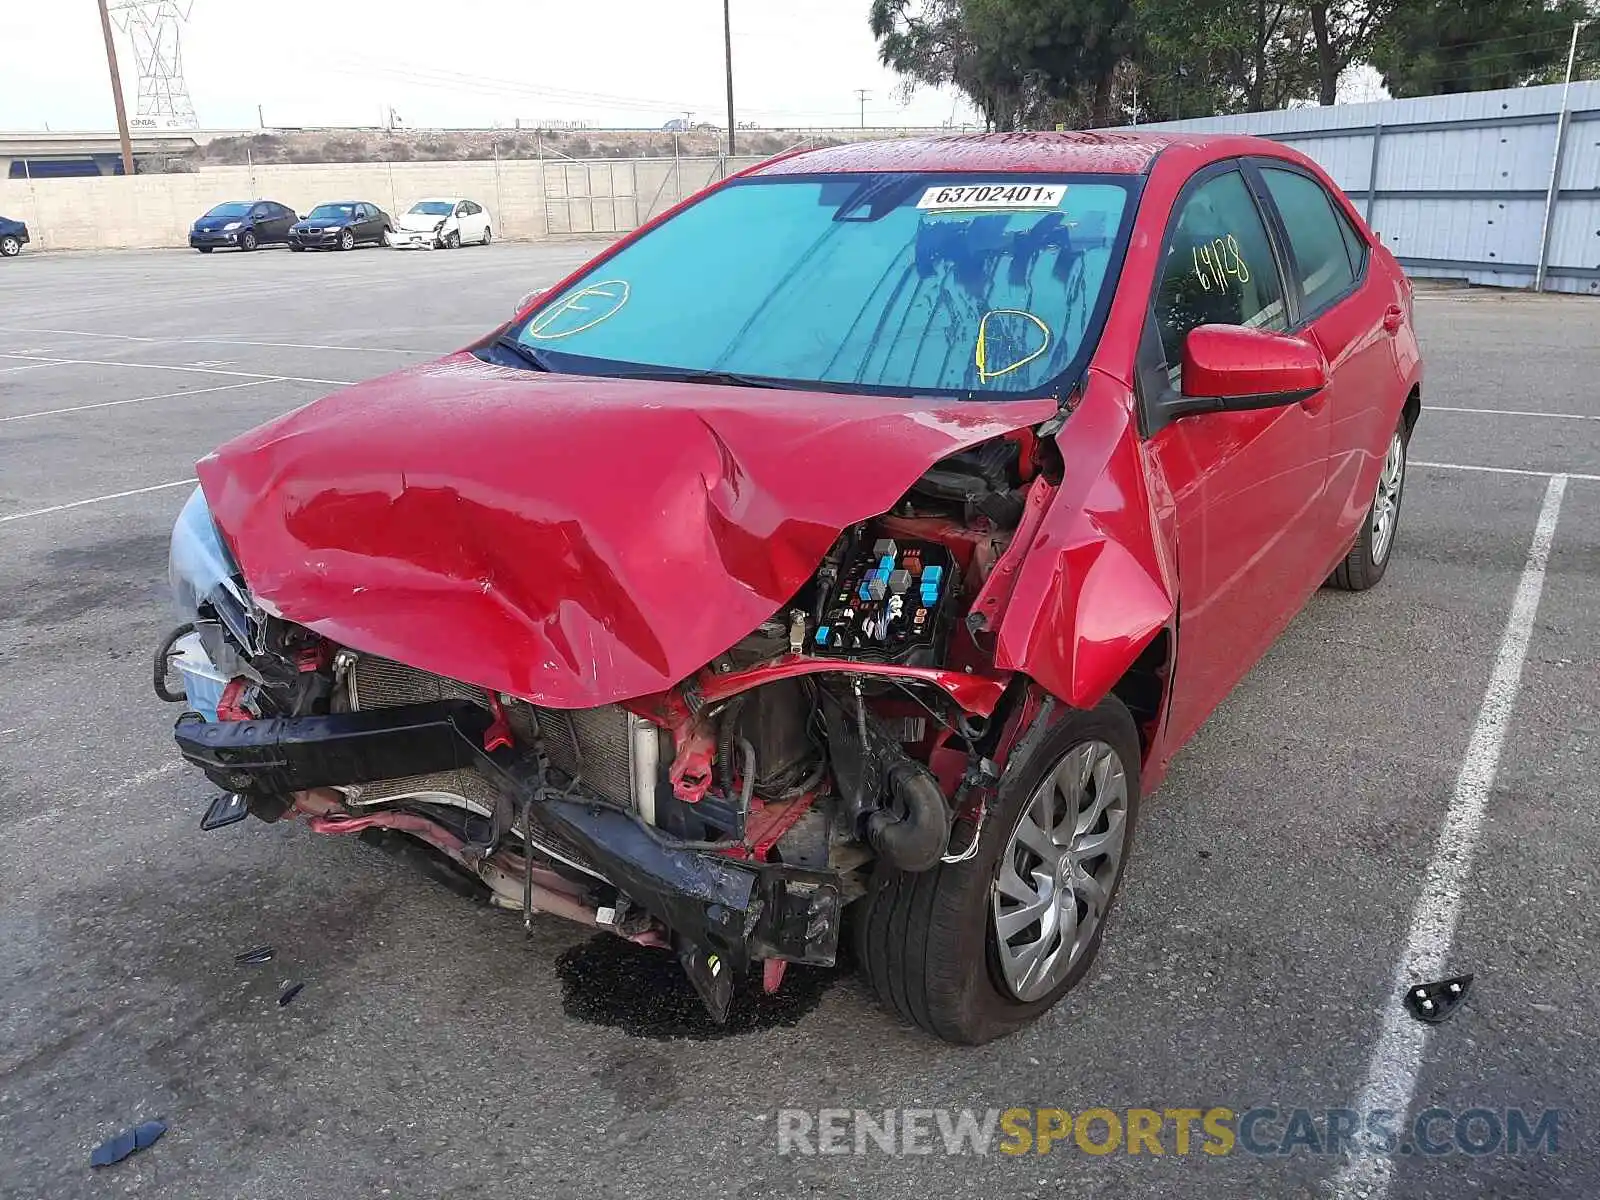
1414 460 1600 483
0 353 354 388
0 361 70 376
0 478 198 525
0 325 427 355
0 379 273 423
1331 474 1567 1199
1429 405 1600 422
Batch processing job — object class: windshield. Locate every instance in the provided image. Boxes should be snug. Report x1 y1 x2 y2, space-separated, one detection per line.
409 201 454 215
505 172 1134 397
308 204 356 221
205 202 252 218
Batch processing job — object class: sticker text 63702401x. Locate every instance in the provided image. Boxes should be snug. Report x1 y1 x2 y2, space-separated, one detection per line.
917 184 1067 212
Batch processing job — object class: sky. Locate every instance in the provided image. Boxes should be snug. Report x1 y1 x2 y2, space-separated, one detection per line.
1 1 974 132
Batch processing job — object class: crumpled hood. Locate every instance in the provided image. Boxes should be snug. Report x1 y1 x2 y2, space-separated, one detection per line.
196 353 1058 708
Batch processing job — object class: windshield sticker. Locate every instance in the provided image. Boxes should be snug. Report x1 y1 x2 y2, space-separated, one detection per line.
975 309 1051 382
1191 235 1251 292
917 183 1066 212
526 280 631 340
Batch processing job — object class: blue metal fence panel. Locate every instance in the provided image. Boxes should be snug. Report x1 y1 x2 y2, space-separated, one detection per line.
1121 80 1600 294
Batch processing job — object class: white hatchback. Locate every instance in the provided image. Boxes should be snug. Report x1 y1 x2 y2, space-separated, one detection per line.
389 197 492 249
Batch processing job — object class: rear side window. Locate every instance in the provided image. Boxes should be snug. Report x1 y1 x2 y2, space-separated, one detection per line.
1153 169 1287 369
1260 167 1359 316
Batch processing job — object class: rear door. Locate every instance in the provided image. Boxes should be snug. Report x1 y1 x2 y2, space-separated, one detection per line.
1250 159 1400 565
1139 162 1333 749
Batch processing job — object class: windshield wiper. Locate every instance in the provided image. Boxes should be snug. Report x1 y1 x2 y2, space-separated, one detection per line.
613 367 787 389
486 334 552 372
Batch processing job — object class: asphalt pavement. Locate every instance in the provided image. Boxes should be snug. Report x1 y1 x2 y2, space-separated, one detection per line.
0 244 1595 1199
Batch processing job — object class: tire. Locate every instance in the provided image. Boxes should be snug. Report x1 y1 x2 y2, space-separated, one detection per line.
379 226 391 247
338 229 356 251
289 243 305 252
196 246 213 254
855 696 1142 1044
1327 416 1409 591
444 230 460 250
239 230 258 252
0 235 21 258
481 225 492 246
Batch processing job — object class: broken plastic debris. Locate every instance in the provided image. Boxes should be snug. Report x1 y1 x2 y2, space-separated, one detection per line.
89 1119 167 1168
278 982 306 1006
234 945 274 965
1403 973 1473 1024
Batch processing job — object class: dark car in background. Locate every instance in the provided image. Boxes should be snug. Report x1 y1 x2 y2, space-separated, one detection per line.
189 200 297 252
0 215 29 257
288 201 392 251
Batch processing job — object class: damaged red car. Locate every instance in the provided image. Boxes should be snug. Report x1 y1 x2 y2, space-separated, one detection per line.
158 131 1423 1044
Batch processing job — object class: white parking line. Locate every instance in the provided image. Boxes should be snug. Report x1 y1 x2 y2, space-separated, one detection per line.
0 378 273 423
0 361 70 376
0 324 428 355
0 478 197 525
1414 459 1600 483
1331 474 1567 1199
0 353 354 388
1429 405 1600 422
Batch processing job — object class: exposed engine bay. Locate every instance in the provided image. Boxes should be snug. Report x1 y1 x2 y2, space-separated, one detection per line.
159 428 1056 1022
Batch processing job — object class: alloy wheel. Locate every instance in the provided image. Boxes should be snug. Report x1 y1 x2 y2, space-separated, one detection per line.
1370 430 1405 565
0 236 19 257
991 739 1130 1002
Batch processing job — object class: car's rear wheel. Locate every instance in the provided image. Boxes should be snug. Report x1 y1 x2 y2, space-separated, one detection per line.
855 696 1141 1044
239 230 258 252
0 235 22 257
1328 417 1409 591
482 225 492 246
379 226 392 247
338 229 356 251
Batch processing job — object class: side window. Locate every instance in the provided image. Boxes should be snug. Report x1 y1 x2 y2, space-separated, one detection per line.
358 204 373 220
1153 169 1287 370
456 202 469 216
1260 167 1358 316
249 204 268 219
466 201 481 215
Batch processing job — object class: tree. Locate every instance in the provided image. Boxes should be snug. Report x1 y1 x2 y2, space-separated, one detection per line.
1305 1 1395 105
869 0 1034 129
1133 0 1318 120
1371 0 1597 98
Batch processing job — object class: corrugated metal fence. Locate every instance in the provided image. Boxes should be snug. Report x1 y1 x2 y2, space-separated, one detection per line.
1126 80 1600 294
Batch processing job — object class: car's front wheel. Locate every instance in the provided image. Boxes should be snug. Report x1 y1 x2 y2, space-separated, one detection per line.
1328 417 1409 591
855 696 1141 1044
338 229 356 251
444 230 461 249
239 230 258 252
195 246 213 254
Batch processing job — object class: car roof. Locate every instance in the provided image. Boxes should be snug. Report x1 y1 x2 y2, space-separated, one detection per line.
751 130 1278 177
412 196 465 203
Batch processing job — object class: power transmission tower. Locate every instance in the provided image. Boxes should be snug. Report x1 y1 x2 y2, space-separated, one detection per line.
106 0 199 129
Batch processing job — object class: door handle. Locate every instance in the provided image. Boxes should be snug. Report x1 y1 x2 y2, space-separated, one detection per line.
1382 305 1405 334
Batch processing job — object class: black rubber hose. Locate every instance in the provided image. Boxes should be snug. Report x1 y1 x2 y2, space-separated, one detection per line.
868 760 951 873
153 622 195 703
716 695 748 799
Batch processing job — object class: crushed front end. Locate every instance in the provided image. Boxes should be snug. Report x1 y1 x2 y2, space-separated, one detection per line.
156 390 1061 1022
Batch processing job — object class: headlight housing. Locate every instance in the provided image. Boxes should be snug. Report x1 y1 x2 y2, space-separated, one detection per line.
434 219 447 232
222 221 242 231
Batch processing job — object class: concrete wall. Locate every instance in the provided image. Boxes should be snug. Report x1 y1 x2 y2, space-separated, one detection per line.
1122 80 1600 295
0 155 767 251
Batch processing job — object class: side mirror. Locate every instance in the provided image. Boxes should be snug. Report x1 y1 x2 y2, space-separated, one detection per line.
1163 325 1328 420
515 288 547 317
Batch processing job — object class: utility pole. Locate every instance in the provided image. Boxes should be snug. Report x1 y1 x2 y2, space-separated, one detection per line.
854 88 871 128
723 0 736 155
96 0 136 176
1534 18 1588 292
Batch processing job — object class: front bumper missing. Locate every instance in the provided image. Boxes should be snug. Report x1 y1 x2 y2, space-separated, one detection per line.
172 701 841 978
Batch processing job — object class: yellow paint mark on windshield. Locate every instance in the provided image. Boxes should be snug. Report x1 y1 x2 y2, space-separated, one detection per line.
975 309 1051 382
526 279 632 340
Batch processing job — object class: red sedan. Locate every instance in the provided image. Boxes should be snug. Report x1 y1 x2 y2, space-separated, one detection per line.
161 131 1422 1043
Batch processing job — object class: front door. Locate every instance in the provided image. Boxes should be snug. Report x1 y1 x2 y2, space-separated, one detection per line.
1141 164 1333 749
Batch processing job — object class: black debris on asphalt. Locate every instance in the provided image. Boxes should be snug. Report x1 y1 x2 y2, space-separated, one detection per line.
88 1119 167 1168
1404 973 1474 1024
278 982 306 1006
234 944 275 965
